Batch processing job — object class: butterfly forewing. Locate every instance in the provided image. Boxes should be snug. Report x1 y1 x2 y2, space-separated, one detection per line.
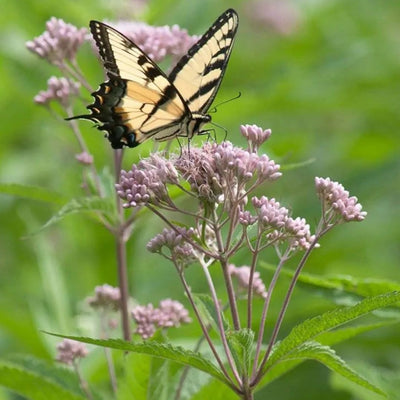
169 9 238 115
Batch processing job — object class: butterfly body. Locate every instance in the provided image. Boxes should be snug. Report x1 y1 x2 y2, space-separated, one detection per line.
70 9 238 149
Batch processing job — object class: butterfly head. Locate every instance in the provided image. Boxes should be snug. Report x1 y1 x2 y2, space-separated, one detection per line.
188 113 212 139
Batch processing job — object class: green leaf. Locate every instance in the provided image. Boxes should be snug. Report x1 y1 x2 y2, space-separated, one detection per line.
285 342 385 396
317 320 399 347
226 328 254 376
279 158 315 171
256 320 398 389
0 359 86 400
0 183 66 205
46 335 231 388
117 353 152 400
261 263 400 307
192 293 229 332
37 196 116 232
190 378 239 400
264 291 400 373
4 355 82 395
148 357 182 400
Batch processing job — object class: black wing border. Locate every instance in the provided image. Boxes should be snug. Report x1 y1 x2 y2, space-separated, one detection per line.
168 8 239 113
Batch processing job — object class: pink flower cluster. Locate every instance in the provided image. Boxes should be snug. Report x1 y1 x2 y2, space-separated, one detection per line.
249 196 316 250
87 284 121 311
116 154 178 208
56 339 88 365
228 264 268 298
117 137 281 210
315 177 367 222
34 76 80 107
132 299 191 339
146 227 195 261
26 18 87 65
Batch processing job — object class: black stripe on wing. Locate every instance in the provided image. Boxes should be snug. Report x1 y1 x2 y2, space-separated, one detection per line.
168 9 239 114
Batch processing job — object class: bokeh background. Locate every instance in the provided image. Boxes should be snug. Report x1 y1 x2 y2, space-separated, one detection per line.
1 0 399 398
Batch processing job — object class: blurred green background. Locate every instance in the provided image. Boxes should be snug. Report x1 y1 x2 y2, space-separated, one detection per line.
1 0 399 398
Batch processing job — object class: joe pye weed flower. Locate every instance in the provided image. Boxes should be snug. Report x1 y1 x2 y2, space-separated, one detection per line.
14 10 397 400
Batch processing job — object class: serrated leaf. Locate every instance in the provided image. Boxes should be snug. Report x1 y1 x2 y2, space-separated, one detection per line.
46 335 231 388
226 329 254 376
36 196 116 233
4 355 81 395
0 183 66 205
256 320 398 389
285 342 385 396
263 291 400 374
192 293 229 333
317 320 399 346
0 360 86 400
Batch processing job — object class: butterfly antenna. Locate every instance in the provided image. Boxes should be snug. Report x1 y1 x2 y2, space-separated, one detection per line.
208 91 241 114
210 121 228 141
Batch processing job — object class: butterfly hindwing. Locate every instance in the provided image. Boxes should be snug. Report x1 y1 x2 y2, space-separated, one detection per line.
88 21 189 148
69 10 238 149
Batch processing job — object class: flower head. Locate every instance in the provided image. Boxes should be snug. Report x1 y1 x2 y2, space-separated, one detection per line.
175 141 281 205
239 210 257 226
253 196 289 229
132 299 191 339
26 18 87 65
315 177 367 222
285 217 316 250
87 284 121 311
157 299 192 327
240 124 272 152
75 151 93 165
131 304 158 339
229 264 268 298
147 227 196 265
116 154 178 207
56 339 88 365
34 77 80 108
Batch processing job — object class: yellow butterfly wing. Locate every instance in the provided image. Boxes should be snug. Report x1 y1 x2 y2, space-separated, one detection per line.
169 9 238 115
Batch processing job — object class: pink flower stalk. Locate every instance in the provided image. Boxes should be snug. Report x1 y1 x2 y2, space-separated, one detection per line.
228 264 268 298
56 339 88 365
87 284 121 311
34 76 80 107
26 18 87 65
315 177 367 222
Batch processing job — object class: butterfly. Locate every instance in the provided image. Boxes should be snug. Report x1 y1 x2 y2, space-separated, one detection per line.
68 9 238 149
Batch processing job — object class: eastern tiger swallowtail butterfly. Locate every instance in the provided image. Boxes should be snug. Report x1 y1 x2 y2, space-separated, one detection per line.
68 9 239 149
